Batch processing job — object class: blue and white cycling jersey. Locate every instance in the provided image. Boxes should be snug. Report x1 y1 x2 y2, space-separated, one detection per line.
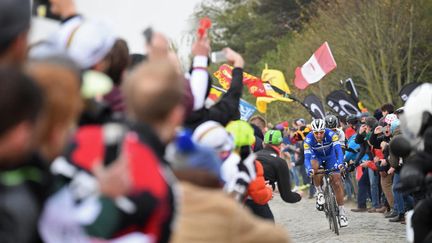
303 128 344 174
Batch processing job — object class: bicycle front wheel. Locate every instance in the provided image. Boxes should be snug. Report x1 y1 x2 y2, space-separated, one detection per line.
329 189 339 235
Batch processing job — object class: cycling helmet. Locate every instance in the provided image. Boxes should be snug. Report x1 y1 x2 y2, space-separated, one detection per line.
311 119 326 132
400 83 432 149
325 115 338 129
295 118 306 126
225 120 255 148
264 130 283 145
346 114 359 125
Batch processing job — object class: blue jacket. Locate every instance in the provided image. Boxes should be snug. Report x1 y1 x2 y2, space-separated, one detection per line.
344 134 369 162
303 128 344 172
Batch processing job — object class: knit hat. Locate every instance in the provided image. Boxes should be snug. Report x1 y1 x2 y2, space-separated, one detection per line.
390 119 400 135
192 121 233 152
226 120 256 148
185 145 222 178
264 130 283 145
166 142 222 179
384 114 398 125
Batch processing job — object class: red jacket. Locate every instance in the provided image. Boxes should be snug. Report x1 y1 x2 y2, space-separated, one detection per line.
365 147 384 171
345 127 356 140
247 160 273 205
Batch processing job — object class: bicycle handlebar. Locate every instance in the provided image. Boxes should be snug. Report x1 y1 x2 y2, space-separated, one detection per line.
314 168 341 175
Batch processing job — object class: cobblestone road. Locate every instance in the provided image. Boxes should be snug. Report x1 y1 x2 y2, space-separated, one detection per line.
269 195 406 243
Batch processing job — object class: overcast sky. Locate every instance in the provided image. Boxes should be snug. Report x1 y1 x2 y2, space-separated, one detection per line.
74 0 202 54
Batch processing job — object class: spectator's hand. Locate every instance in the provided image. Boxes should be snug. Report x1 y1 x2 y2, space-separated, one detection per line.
373 156 380 163
365 126 372 134
359 124 367 134
380 159 387 166
265 180 272 188
147 32 170 60
93 156 132 198
223 48 244 68
265 180 274 199
374 126 383 134
191 35 210 57
360 161 368 168
308 169 315 177
387 167 395 175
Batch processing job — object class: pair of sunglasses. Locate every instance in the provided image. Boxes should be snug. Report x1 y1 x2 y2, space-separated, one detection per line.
313 130 325 135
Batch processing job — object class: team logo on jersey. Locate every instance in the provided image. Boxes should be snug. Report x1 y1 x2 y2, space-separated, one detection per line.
304 143 310 150
332 134 339 142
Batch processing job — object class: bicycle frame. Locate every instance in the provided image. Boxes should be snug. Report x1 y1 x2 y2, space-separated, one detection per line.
316 168 340 235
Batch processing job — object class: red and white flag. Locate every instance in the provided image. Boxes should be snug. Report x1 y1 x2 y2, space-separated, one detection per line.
294 42 337 90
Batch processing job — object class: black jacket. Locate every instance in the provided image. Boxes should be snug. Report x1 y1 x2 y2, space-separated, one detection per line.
369 132 390 150
256 145 301 203
0 153 52 243
184 68 243 130
354 132 373 166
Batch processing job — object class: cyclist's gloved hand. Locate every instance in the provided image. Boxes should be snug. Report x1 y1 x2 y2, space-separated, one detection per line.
344 161 356 172
338 163 346 171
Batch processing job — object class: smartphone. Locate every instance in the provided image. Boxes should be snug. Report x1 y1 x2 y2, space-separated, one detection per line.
143 27 153 44
211 50 227 63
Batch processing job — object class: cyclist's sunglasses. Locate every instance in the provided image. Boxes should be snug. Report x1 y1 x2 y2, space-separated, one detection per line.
313 130 325 135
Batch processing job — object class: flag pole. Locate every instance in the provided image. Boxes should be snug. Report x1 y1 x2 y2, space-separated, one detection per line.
283 93 317 119
317 82 327 114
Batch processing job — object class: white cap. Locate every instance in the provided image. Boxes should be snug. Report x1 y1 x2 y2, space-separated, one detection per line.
55 17 116 69
192 121 234 152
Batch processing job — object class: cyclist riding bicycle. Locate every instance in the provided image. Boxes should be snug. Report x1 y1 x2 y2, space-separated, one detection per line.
304 119 348 227
325 114 346 150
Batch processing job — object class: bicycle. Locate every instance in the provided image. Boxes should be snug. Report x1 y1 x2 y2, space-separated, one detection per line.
315 167 342 235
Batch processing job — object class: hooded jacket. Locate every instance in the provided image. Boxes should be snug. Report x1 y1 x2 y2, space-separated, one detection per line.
255 145 301 203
